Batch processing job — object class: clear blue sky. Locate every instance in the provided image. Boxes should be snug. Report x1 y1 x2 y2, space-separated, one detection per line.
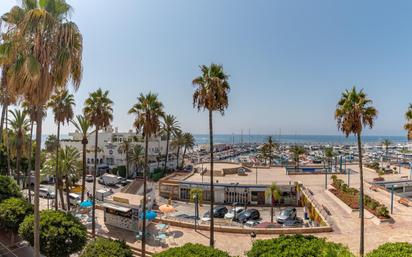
2 0 412 136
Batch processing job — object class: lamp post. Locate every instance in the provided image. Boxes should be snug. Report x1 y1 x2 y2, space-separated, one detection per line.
255 165 258 185
193 193 199 231
47 193 50 209
390 185 394 214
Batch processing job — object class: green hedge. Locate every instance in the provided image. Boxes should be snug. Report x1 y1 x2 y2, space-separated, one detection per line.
117 165 126 178
0 175 22 202
149 168 165 182
366 242 412 257
152 243 231 257
80 237 133 257
247 235 354 257
19 210 87 257
0 197 33 234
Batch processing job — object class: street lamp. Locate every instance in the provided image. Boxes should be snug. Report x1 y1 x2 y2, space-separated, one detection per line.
47 193 50 209
193 193 199 231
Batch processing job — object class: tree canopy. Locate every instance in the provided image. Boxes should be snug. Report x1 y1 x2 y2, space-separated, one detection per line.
247 235 354 257
0 197 32 233
0 175 22 201
19 210 87 257
152 243 231 257
80 237 133 257
366 242 412 257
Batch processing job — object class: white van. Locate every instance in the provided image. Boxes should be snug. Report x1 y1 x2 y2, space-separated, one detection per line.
101 174 119 186
68 193 81 206
39 187 55 199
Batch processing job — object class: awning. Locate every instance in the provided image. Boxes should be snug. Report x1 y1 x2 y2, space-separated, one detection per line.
101 202 131 212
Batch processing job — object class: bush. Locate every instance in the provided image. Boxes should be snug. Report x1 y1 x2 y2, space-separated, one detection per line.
117 165 126 178
149 168 165 182
0 175 22 201
19 210 87 257
152 243 231 257
367 242 412 257
80 237 133 257
0 197 32 243
376 205 390 218
247 235 354 257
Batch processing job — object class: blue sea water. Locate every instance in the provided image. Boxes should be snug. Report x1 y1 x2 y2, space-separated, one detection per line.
193 134 408 146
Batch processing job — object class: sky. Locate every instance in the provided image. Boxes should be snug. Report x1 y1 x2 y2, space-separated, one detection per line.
1 0 412 136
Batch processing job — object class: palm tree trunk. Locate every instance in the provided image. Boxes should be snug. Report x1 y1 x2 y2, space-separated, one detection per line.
208 109 215 248
5 107 11 176
92 127 99 238
181 146 187 169
126 146 129 178
270 196 274 223
176 147 180 170
27 121 33 203
56 122 65 210
81 140 87 202
357 133 365 257
16 145 21 187
66 180 71 212
0 103 7 144
163 133 170 173
33 109 42 257
142 135 149 257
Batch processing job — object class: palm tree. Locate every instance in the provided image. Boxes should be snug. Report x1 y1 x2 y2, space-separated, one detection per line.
264 136 278 167
119 138 132 178
60 146 81 212
1 1 83 255
71 115 91 202
192 63 230 247
161 115 181 173
84 88 113 238
265 182 281 223
404 104 412 140
128 92 164 257
130 144 144 175
324 147 334 171
8 109 30 187
181 132 195 168
48 89 75 210
171 131 184 170
291 145 305 170
335 86 377 257
381 139 391 161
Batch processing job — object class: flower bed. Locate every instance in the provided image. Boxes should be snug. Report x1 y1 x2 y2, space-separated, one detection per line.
330 175 390 219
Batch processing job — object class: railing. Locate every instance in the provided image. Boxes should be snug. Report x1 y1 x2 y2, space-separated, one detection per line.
299 184 334 226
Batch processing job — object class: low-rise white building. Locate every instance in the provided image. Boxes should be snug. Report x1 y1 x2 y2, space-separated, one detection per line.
61 125 177 176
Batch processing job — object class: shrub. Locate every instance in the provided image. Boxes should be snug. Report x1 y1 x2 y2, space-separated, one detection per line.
152 243 231 257
117 165 126 178
376 205 390 218
149 168 165 182
80 237 133 257
0 176 22 201
247 235 354 257
19 210 87 257
367 242 412 257
0 197 32 243
189 188 203 205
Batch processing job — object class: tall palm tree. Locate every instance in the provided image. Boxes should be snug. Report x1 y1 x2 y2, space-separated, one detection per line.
192 63 230 247
181 132 195 168
130 144 144 175
171 131 184 170
381 139 391 161
60 146 81 212
161 114 181 173
71 115 91 202
291 145 305 170
128 92 164 257
324 147 334 171
8 109 30 187
48 89 75 210
404 104 412 140
1 1 83 255
265 182 281 223
335 86 377 257
264 136 278 167
119 137 132 178
84 88 113 238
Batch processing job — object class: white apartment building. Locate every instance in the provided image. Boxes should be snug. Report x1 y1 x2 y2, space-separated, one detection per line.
60 125 177 175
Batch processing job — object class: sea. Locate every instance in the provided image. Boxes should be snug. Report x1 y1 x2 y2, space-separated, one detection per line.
192 134 408 146
41 134 408 146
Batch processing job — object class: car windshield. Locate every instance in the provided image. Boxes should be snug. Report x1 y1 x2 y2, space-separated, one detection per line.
281 209 292 216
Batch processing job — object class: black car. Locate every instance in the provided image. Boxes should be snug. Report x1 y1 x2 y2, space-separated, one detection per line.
236 209 260 223
201 206 228 221
276 207 297 224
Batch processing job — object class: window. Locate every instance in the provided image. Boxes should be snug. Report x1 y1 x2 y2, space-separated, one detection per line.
87 158 90 164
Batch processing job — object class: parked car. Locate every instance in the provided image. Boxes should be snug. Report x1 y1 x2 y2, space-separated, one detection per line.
68 193 81 206
224 207 244 220
236 209 260 223
276 207 297 224
201 206 228 221
39 187 55 199
282 218 303 228
117 177 130 186
244 220 260 227
85 175 94 182
101 174 119 186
